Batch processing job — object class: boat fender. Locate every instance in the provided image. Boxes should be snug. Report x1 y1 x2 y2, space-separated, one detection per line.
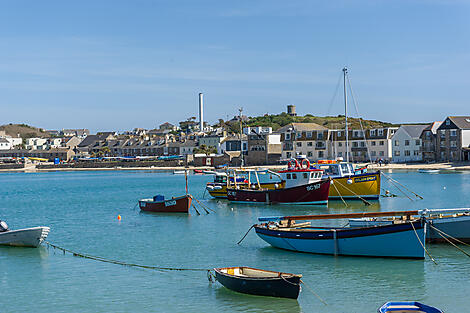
347 178 353 184
301 159 310 169
0 220 9 232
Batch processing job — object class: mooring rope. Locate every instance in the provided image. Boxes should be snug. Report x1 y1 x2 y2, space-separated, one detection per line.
331 181 348 207
45 241 210 272
299 279 328 305
191 203 201 215
427 223 470 248
237 225 255 245
381 172 423 199
410 222 437 265
427 223 470 258
334 179 372 205
192 197 216 213
383 175 414 201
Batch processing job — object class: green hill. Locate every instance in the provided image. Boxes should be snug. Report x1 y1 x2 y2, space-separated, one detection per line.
0 123 46 138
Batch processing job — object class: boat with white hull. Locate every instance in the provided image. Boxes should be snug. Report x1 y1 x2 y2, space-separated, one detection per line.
0 226 50 247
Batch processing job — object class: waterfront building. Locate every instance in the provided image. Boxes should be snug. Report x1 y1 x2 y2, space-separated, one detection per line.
420 121 443 163
436 116 470 162
246 131 281 166
0 138 12 150
198 135 226 154
391 125 428 163
278 123 330 161
330 127 397 162
220 135 248 155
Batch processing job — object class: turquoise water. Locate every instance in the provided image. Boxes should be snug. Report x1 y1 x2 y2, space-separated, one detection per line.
1 170 470 312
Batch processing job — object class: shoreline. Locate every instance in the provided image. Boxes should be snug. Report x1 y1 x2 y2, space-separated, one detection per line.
1 162 470 173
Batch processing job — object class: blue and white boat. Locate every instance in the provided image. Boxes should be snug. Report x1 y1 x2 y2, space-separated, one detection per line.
378 301 443 313
254 214 426 259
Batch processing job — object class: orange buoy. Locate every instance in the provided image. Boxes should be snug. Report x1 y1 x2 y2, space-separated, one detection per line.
117 215 121 221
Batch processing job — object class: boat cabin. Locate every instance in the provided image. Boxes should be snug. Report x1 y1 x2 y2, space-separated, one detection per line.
317 163 356 178
278 169 323 188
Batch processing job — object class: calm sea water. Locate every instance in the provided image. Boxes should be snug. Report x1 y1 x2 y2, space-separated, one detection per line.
1 169 470 313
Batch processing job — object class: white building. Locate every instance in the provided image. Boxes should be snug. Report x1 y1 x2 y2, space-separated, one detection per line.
25 138 48 150
391 125 428 163
0 138 12 150
278 123 330 161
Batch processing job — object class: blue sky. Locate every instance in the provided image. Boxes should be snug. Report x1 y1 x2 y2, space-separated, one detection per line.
1 0 469 132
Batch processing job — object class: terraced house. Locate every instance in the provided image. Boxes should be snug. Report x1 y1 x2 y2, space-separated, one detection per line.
278 123 329 160
436 116 470 162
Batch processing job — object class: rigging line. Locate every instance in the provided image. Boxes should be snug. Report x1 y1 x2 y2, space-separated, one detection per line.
346 74 372 163
410 222 437 265
430 225 470 258
381 172 423 199
427 223 470 248
325 71 343 116
44 241 210 272
382 174 414 201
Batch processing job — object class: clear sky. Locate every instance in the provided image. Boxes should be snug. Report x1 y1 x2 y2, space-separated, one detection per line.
1 0 469 132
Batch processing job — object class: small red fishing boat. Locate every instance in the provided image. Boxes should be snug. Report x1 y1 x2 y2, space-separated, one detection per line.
139 194 192 213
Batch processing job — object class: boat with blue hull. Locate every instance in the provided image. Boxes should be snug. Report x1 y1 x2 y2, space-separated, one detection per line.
254 215 426 259
378 301 443 313
214 267 302 299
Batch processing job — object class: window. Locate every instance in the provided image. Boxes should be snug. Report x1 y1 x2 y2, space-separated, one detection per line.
307 151 313 157
292 174 297 179
353 151 358 156
338 152 343 157
296 142 302 147
446 119 450 126
317 132 323 140
415 140 420 145
394 140 399 146
379 151 384 156
405 150 410 156
296 132 302 139
414 150 419 156
353 142 358 147
286 152 291 158
440 141 446 148
450 141 457 148
338 142 342 147
360 141 365 147
370 129 376 136
380 141 384 146
303 173 308 179
378 129 384 136
371 151 376 156
302 131 306 137
371 141 376 146
440 130 446 137
395 151 400 156
286 174 291 179
306 131 312 138
450 130 457 137
405 140 410 146
337 131 342 137
318 151 324 158
307 142 313 147
285 133 291 140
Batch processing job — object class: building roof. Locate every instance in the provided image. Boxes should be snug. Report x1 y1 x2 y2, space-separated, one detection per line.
0 138 10 143
277 123 327 133
449 116 470 129
400 125 429 138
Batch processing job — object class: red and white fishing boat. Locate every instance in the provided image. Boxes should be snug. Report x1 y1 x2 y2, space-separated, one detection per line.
226 159 330 205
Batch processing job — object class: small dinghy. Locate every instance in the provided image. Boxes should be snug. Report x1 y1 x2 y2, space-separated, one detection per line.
214 267 302 299
378 301 443 313
0 220 50 247
418 169 439 174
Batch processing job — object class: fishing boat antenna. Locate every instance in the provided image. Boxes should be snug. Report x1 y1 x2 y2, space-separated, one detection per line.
343 67 349 162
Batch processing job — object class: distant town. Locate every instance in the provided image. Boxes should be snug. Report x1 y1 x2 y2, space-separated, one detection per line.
1 97 469 167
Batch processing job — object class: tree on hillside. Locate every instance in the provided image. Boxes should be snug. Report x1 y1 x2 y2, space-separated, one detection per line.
194 144 217 155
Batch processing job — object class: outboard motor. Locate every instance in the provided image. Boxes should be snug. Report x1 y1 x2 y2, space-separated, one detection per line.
0 220 9 232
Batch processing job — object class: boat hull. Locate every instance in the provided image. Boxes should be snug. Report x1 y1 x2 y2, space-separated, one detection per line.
0 227 50 248
214 267 301 299
350 214 470 243
329 172 380 200
207 181 285 199
226 179 330 205
139 195 192 213
255 221 425 259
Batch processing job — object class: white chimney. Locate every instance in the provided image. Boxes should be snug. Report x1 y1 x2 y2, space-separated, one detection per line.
199 93 204 132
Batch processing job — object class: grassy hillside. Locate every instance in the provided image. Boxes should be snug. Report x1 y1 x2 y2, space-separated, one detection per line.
245 113 396 131
0 123 46 138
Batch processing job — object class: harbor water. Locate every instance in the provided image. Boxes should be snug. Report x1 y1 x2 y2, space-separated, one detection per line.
1 170 469 312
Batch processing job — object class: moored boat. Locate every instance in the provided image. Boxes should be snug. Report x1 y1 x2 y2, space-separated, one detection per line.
214 266 302 299
254 213 426 259
378 301 443 313
139 194 192 213
349 208 470 243
0 221 50 247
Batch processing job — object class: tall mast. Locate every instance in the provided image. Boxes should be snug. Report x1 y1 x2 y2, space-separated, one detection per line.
343 67 349 162
239 107 244 167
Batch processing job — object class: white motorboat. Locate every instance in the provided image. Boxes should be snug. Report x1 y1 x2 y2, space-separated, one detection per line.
0 221 50 247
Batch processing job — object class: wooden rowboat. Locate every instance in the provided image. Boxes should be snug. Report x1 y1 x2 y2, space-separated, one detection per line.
214 267 302 299
378 301 443 313
139 194 192 213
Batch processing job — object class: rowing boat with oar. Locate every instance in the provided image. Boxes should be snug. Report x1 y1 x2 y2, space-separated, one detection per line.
214 267 302 299
253 211 426 259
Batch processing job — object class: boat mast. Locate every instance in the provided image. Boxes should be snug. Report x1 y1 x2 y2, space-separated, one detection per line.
343 67 349 162
239 107 244 167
